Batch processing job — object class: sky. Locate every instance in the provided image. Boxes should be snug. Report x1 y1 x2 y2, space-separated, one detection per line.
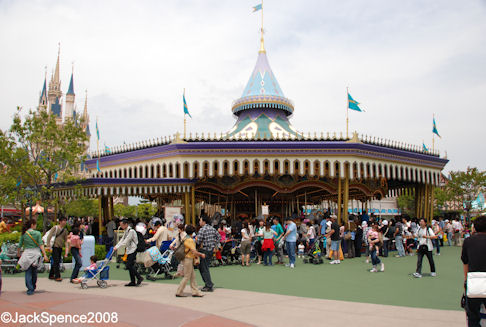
1 0 485 174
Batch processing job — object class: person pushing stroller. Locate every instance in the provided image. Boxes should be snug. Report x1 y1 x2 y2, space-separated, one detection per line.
113 219 143 287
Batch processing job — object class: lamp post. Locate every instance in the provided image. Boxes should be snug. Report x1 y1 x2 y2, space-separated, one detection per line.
25 186 33 221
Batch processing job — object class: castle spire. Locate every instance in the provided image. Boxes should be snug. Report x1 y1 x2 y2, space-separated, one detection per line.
65 62 76 120
67 63 75 95
38 68 48 109
48 44 63 123
53 43 61 85
83 90 89 122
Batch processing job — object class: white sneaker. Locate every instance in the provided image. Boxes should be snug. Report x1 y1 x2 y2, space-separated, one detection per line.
430 272 437 277
336 260 341 264
380 263 385 272
330 260 337 264
412 272 422 278
370 267 377 273
290 264 294 269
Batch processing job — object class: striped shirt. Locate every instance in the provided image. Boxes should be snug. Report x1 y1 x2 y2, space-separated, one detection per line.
196 224 220 252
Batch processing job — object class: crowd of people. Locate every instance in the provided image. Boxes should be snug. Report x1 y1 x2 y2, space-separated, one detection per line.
3 211 485 326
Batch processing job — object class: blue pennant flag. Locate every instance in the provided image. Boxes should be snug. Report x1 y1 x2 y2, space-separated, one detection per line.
432 117 441 138
348 93 362 112
104 144 111 154
16 177 22 187
96 121 100 140
54 172 58 181
422 142 429 152
96 159 101 172
183 93 192 118
253 3 262 12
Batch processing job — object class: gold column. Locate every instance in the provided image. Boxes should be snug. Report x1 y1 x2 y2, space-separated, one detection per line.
343 165 349 224
107 196 112 221
419 185 424 218
337 177 342 224
414 185 420 218
424 184 429 221
98 195 103 242
184 192 190 224
109 196 114 220
191 186 196 225
430 184 435 222
420 185 424 219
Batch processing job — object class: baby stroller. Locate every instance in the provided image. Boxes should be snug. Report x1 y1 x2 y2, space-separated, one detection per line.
303 236 324 264
222 239 240 265
144 246 174 280
80 247 114 289
0 241 21 274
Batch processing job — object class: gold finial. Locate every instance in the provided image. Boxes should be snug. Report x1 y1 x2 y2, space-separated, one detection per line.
260 29 265 53
259 1 265 53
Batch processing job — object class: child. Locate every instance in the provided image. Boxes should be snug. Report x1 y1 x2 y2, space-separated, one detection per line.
261 221 277 266
72 255 98 284
298 242 305 258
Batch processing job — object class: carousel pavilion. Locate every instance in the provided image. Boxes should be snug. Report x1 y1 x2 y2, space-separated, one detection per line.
53 28 448 234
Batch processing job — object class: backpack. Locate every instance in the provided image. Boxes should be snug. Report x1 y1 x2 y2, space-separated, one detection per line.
174 236 189 262
136 231 146 252
42 226 64 248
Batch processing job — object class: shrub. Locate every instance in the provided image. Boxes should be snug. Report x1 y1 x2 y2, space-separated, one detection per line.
0 232 21 246
95 245 107 260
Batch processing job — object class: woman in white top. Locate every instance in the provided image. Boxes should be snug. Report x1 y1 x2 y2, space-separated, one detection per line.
413 218 437 278
240 222 251 266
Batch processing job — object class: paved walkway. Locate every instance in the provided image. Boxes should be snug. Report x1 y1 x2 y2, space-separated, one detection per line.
1 277 464 327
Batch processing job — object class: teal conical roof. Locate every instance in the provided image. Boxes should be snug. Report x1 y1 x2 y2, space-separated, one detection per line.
228 48 299 139
232 51 294 116
67 73 75 95
241 51 284 97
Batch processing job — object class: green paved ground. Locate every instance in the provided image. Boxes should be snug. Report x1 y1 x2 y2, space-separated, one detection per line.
5 246 464 311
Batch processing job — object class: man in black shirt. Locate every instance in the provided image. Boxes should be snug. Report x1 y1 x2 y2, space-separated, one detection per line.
325 215 341 264
461 215 486 327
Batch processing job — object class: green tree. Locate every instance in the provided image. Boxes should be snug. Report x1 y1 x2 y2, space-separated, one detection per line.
445 167 486 222
63 199 98 217
137 202 156 220
397 193 415 217
1 107 88 231
114 204 137 219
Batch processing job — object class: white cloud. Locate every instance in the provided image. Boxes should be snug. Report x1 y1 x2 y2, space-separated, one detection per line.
1 0 485 173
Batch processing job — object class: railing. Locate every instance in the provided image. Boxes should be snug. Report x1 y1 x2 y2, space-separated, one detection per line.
89 131 442 158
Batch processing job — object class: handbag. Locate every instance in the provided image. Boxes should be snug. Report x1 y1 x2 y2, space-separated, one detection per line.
174 236 189 262
466 272 486 298
344 232 352 241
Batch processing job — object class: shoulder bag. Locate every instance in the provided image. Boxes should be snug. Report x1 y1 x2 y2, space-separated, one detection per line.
467 272 486 298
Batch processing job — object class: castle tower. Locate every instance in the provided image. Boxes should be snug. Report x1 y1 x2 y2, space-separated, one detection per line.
48 46 63 124
82 90 91 145
38 76 48 110
65 68 75 121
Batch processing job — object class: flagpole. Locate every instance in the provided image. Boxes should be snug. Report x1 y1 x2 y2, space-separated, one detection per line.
432 114 435 154
346 87 349 139
96 116 100 176
260 0 265 52
183 88 187 139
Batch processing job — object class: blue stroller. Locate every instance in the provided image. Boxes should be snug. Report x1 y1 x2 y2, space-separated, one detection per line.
145 245 174 281
80 247 114 289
